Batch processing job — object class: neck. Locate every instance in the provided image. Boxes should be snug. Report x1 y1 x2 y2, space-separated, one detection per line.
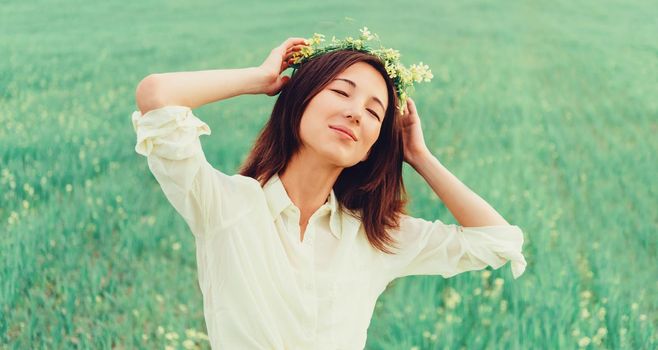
278 149 343 215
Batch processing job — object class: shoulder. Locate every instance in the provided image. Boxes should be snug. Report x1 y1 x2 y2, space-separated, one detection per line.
212 171 263 197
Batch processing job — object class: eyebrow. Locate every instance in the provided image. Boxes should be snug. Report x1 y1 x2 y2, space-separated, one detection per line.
333 78 386 114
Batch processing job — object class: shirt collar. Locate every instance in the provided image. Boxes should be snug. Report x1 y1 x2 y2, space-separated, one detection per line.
263 172 360 240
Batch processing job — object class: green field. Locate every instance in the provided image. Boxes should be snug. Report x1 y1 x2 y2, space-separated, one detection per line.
1 0 656 348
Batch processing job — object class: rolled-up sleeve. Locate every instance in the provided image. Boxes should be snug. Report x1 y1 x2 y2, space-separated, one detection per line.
131 105 226 239
387 215 527 280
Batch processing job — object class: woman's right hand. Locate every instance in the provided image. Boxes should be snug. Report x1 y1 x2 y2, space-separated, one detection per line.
257 37 309 96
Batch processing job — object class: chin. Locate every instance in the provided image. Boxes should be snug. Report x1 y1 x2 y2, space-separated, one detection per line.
323 153 360 168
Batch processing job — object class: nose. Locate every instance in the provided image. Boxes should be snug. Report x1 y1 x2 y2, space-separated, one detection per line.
343 107 363 123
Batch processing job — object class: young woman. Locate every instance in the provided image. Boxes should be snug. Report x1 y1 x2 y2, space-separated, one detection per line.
132 36 527 349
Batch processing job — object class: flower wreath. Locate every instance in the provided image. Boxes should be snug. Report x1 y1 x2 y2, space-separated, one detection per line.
289 27 433 113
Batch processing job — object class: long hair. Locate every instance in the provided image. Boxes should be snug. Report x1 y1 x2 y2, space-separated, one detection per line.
238 49 409 254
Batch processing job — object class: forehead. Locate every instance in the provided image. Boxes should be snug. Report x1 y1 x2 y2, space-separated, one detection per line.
332 62 388 104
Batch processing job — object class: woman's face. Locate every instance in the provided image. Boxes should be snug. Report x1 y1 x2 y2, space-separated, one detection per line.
298 61 389 168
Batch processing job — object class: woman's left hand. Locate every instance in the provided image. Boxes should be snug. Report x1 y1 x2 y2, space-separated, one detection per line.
400 97 430 165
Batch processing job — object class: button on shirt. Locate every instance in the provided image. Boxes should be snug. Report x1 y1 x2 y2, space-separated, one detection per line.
131 105 528 350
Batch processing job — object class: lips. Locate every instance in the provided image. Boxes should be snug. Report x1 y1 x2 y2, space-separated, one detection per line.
329 125 357 141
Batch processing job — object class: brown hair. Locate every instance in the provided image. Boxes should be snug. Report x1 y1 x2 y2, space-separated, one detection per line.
238 49 409 254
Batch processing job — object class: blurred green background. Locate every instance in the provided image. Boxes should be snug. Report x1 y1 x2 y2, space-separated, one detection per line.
1 0 656 349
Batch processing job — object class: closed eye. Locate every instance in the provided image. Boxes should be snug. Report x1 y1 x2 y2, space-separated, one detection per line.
332 89 348 97
331 90 381 120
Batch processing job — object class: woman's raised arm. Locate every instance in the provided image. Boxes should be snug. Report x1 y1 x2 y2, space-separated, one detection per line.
135 37 309 113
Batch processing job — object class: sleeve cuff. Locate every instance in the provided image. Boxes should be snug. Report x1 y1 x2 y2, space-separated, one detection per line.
131 105 211 160
459 225 528 279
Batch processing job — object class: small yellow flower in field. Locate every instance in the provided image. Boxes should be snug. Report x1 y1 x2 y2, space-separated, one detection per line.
592 327 608 345
578 337 591 347
23 183 35 196
580 308 590 319
157 326 165 335
481 270 491 279
597 307 606 320
596 327 608 337
95 295 102 303
500 299 508 312
165 346 175 350
183 339 196 349
185 329 197 338
494 278 505 287
639 314 647 321
132 309 140 317
580 290 592 299
142 333 149 341
631 302 639 311
572 328 581 337
156 294 164 303
473 287 482 295
178 304 188 313
165 331 179 340
172 242 181 251
66 184 73 192
443 288 461 309
8 211 19 225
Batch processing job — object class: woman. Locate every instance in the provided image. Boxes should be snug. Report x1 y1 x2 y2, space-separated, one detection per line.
132 35 527 349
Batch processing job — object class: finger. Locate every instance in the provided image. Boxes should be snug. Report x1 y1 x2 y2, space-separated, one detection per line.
407 98 417 113
284 49 301 59
285 45 304 54
279 37 308 50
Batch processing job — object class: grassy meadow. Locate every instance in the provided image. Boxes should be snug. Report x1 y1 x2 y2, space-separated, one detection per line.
1 0 656 348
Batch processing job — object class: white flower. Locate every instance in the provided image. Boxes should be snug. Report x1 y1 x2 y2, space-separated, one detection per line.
359 26 375 41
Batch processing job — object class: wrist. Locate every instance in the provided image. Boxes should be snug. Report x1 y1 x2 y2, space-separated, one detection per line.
248 66 277 95
407 148 433 168
241 67 269 95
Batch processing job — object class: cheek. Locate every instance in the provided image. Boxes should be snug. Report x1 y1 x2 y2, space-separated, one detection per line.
298 114 325 145
364 124 382 145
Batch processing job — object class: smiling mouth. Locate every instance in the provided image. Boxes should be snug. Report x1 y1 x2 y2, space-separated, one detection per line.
330 127 356 141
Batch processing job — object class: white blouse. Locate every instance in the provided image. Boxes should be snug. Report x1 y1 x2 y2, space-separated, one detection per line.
131 105 527 350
